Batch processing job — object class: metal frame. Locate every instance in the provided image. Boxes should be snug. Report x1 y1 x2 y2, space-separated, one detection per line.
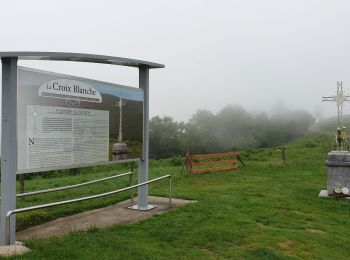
5 175 172 245
135 66 153 210
1 57 18 245
16 158 139 175
0 52 165 245
0 52 164 69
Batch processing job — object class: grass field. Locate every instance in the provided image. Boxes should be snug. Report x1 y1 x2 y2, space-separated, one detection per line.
5 133 350 259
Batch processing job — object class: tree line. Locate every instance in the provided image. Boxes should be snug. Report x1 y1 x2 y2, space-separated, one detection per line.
149 105 315 159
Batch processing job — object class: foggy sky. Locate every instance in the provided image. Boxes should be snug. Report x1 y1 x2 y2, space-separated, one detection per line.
0 0 350 122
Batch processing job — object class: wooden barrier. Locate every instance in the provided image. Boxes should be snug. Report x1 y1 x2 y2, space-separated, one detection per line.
186 151 238 174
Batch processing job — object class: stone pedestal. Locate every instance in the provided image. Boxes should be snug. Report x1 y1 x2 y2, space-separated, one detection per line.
112 143 128 160
326 151 350 196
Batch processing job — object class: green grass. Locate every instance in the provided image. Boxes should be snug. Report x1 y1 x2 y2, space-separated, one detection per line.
4 133 350 259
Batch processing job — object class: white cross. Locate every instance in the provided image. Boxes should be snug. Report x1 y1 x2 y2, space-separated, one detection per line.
117 97 126 143
322 81 350 129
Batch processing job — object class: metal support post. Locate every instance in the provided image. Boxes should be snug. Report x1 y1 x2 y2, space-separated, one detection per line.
129 66 156 210
130 162 134 204
0 57 18 245
169 176 172 208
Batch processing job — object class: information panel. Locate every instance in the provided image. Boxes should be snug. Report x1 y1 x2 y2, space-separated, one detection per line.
17 67 144 173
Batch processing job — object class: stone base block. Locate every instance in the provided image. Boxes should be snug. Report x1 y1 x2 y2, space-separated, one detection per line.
326 151 350 195
0 245 30 257
112 143 128 160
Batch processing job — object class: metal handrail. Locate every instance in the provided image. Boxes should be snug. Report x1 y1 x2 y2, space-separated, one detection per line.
16 172 133 198
0 172 134 199
5 175 172 245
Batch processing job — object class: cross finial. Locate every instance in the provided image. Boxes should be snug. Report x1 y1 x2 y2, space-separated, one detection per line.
322 81 350 150
322 81 350 126
337 81 343 90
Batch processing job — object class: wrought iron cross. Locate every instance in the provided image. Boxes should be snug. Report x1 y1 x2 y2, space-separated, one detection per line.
117 97 126 143
322 81 350 129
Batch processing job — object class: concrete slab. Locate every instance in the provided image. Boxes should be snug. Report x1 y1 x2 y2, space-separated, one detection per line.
319 190 328 197
0 245 30 257
17 196 196 241
319 189 350 199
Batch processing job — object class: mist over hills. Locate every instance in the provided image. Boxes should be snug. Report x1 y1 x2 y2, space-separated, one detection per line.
149 104 317 159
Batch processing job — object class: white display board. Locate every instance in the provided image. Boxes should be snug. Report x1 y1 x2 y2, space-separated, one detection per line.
17 67 144 173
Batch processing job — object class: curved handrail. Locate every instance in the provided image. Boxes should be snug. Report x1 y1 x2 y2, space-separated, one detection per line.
0 172 134 199
17 172 133 198
5 175 172 245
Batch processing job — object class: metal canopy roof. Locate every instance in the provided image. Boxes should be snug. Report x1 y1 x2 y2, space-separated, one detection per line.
0 52 165 69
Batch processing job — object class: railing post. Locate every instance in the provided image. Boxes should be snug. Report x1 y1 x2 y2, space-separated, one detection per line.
5 212 12 245
19 175 25 194
169 176 172 208
130 162 134 204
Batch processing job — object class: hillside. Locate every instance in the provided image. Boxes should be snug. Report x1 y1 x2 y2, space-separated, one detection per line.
7 133 350 259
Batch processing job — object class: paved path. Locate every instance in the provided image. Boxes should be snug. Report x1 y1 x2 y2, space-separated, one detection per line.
17 196 195 241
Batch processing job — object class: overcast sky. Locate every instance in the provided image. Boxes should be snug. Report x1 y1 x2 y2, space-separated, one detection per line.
0 0 350 121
